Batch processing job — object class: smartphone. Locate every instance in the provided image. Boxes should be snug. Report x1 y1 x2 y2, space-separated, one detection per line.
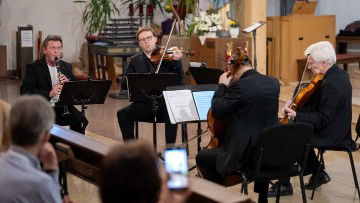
164 147 189 190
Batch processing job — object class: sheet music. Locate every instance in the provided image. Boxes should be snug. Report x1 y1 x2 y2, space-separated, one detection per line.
242 21 266 33
192 91 214 121
163 90 199 124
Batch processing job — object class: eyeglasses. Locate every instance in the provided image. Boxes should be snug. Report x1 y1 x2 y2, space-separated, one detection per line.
138 35 154 42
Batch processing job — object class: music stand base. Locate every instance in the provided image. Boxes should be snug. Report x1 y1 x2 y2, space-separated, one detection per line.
157 152 164 161
108 90 128 100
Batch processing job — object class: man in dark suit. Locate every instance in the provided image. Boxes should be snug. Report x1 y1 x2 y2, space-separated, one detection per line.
20 34 88 134
117 27 184 144
269 41 353 196
196 50 280 203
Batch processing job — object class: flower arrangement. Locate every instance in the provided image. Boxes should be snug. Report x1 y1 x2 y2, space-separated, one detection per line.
192 11 223 36
230 20 239 28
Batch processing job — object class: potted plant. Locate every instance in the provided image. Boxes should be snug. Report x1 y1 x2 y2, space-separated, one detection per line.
74 0 119 36
229 20 240 38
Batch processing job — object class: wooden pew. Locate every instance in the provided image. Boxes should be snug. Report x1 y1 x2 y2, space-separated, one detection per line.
49 124 250 203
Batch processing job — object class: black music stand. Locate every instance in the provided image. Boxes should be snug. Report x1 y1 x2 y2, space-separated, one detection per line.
58 80 112 129
165 84 217 171
189 67 223 84
127 73 178 152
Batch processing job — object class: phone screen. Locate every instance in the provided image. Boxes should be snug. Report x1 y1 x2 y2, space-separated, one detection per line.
164 148 189 190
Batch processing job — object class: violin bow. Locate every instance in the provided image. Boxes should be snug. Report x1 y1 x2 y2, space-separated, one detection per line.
289 56 310 107
155 18 177 73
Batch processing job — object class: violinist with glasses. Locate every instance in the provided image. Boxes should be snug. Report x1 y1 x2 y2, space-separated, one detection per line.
117 27 184 144
21 34 88 134
196 48 280 203
269 41 353 197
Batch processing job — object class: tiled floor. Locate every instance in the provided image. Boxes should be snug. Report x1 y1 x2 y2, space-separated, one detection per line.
0 64 359 203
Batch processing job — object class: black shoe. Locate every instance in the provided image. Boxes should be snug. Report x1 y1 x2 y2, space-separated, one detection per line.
268 181 293 197
305 171 331 190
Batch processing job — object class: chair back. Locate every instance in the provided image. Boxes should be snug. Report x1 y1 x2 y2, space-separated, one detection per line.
257 122 313 169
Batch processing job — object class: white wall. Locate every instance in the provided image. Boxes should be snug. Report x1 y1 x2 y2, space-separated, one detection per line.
267 0 280 17
267 0 360 51
316 0 360 34
267 0 360 34
0 0 171 70
316 0 360 51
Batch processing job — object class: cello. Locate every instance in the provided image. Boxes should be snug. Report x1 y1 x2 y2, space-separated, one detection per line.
206 47 250 149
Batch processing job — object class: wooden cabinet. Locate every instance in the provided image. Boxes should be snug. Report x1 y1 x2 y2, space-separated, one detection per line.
0 45 7 78
267 15 335 83
190 36 251 69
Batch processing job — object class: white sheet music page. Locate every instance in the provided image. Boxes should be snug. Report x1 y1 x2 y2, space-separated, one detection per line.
243 22 262 33
163 90 199 124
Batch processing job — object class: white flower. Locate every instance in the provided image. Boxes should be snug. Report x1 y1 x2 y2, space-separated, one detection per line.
192 11 224 35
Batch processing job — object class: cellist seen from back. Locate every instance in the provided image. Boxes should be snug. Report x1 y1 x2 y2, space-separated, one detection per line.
270 41 354 197
196 48 280 203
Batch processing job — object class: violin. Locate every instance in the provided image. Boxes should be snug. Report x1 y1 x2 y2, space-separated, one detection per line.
205 47 249 149
280 73 324 124
150 46 194 65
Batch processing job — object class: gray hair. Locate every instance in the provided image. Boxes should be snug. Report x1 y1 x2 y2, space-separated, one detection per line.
10 95 55 146
304 41 336 66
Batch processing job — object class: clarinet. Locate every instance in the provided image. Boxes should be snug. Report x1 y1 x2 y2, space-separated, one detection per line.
54 57 63 84
54 57 70 115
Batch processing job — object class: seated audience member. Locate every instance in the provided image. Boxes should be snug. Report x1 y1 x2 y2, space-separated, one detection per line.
0 95 61 203
0 99 10 152
100 140 190 203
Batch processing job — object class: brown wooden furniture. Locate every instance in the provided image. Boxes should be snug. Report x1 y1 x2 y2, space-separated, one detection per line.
336 36 360 54
267 15 336 83
88 43 140 90
49 124 250 203
0 45 7 79
50 124 109 184
297 54 360 78
190 36 251 69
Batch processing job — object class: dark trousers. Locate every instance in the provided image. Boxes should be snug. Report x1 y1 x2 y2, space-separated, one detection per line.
54 105 88 134
279 148 323 185
117 102 177 144
196 149 269 203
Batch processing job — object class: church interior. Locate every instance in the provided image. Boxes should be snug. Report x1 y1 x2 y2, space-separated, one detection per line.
0 0 359 202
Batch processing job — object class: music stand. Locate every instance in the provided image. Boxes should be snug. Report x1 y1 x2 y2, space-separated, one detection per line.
58 80 112 129
242 21 267 70
189 67 223 84
127 73 178 151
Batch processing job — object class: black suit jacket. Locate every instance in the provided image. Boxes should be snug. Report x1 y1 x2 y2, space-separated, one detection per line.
20 58 77 100
211 69 280 174
296 65 352 147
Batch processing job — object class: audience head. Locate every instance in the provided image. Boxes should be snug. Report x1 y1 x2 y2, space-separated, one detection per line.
100 140 161 203
0 99 10 152
9 95 54 153
304 41 336 75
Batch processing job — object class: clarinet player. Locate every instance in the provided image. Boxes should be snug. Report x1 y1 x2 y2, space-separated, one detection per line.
21 34 88 134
